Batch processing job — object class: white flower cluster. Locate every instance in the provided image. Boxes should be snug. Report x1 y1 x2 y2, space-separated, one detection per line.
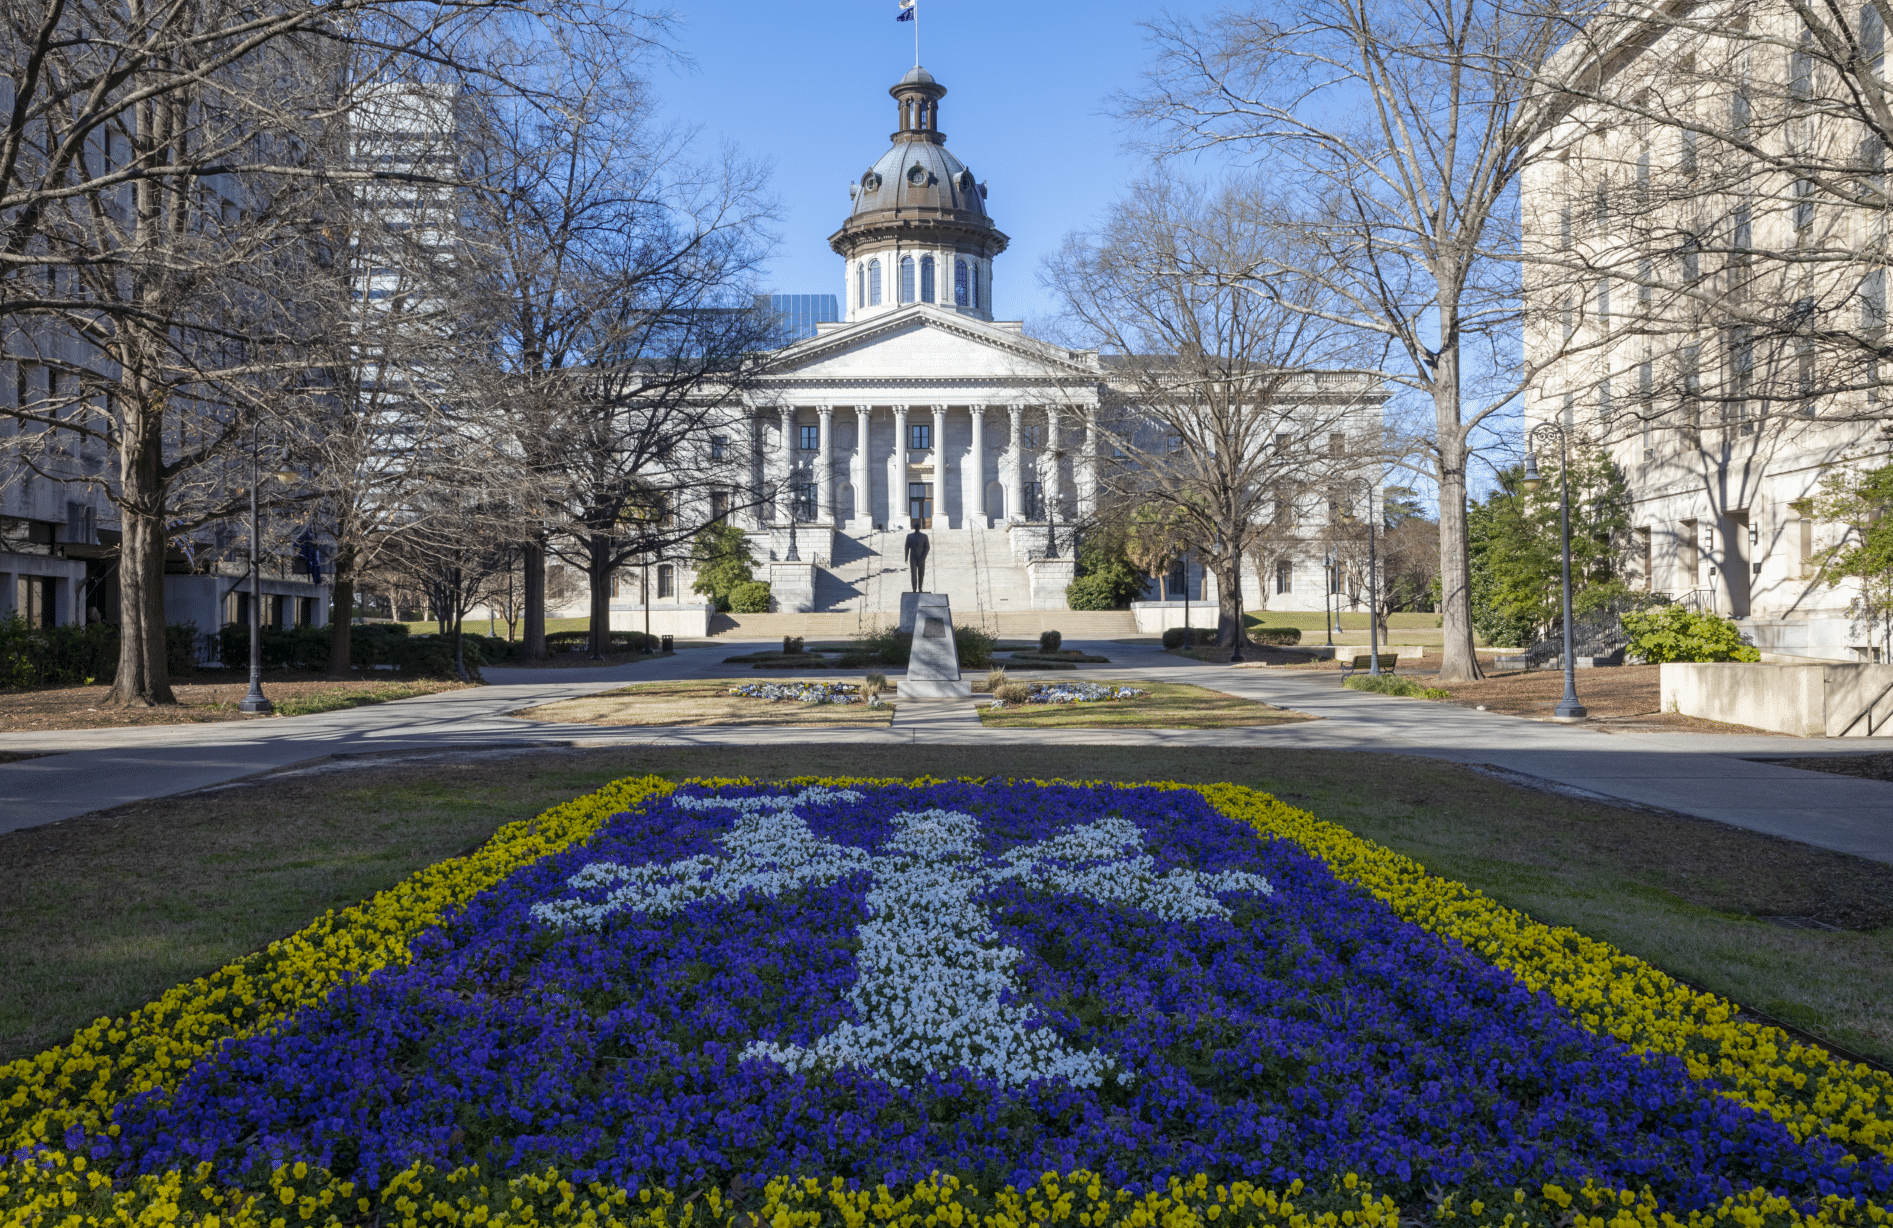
727 681 861 705
534 787 1273 1090
529 788 867 929
743 809 1122 1089
990 817 1273 922
987 681 1147 710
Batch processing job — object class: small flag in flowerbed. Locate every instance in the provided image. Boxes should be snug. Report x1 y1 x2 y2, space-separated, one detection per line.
3 777 1890 1227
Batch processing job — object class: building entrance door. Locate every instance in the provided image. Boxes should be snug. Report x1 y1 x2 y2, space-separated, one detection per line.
908 482 933 528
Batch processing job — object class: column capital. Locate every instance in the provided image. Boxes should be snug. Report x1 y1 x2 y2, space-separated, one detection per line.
817 403 834 417
968 403 987 417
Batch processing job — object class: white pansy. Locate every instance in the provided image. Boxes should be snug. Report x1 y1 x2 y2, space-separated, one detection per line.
535 790 1273 1088
528 787 866 929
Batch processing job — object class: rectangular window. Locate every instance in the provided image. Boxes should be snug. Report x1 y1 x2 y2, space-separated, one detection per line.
1562 392 1576 432
1682 231 1700 284
710 490 729 521
1275 431 1291 452
1328 432 1345 456
1682 344 1702 446
900 258 915 304
1637 527 1653 591
1636 149 1651 204
1275 560 1292 594
920 256 935 303
1638 360 1654 458
1561 296 1574 340
1597 376 1613 424
710 435 727 461
1021 481 1043 520
1732 85 1752 141
1864 269 1886 333
792 481 816 522
657 564 674 600
1729 328 1755 434
1798 338 1817 415
1791 35 1814 102
1637 257 1653 310
1596 276 1610 331
1680 128 1698 179
1794 178 1815 234
798 423 819 451
1593 179 1609 228
1559 206 1572 251
1732 202 1752 253
909 422 931 450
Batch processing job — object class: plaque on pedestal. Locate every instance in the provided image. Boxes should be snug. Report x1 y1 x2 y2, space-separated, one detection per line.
896 592 971 699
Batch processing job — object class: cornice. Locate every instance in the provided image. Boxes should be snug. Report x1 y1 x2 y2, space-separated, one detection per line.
760 306 1101 379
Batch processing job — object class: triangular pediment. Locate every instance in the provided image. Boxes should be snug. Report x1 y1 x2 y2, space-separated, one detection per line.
758 306 1099 384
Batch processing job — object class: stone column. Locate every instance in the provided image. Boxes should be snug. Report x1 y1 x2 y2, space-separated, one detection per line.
931 404 949 527
890 404 909 528
1006 404 1024 522
777 406 798 523
968 404 987 528
852 405 871 529
816 405 834 524
1077 404 1098 519
1044 404 1063 520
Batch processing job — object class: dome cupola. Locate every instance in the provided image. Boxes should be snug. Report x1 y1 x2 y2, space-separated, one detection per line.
831 67 1008 324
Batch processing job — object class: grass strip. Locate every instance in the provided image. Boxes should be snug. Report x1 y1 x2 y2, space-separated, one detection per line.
979 680 1311 729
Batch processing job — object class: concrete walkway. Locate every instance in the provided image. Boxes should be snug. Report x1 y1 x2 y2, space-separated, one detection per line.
3 638 1890 863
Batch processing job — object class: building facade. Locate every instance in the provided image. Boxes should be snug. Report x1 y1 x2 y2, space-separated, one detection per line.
1524 1 1892 662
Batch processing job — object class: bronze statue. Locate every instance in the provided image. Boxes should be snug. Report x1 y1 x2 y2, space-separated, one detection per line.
903 522 930 592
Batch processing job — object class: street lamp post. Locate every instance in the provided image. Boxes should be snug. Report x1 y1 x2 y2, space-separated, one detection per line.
1322 550 1335 647
239 422 272 714
1522 424 1587 720
1360 483 1381 677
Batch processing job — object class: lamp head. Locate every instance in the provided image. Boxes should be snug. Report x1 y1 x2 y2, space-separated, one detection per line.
1521 452 1544 493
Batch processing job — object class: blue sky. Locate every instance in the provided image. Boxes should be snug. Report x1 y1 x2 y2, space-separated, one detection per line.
648 0 1162 324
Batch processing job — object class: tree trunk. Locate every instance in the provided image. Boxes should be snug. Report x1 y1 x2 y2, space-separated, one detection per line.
524 539 548 660
588 532 611 659
1435 425 1484 682
327 544 356 678
1213 550 1246 658
105 401 175 707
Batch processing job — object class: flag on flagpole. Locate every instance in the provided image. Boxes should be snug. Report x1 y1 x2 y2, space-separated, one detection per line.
897 0 915 21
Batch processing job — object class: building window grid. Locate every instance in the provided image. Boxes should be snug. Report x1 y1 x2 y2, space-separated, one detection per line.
954 259 969 306
919 254 935 303
909 423 931 451
798 423 819 451
1275 560 1292 594
869 259 882 305
900 256 916 303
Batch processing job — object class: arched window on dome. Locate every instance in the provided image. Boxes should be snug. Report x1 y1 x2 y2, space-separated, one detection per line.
954 259 969 306
900 256 916 303
856 262 866 309
868 259 882 306
919 255 935 303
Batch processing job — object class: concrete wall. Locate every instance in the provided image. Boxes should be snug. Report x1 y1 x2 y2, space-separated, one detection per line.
1131 601 1221 633
1661 661 1893 737
607 602 714 638
0 553 88 625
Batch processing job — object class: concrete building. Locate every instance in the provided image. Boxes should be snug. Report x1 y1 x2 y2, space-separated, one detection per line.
1524 2 1893 662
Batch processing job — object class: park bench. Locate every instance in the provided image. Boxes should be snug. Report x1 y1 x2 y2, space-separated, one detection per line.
1339 653 1399 679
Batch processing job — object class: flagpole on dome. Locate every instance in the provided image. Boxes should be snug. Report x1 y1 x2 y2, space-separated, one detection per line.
897 0 918 65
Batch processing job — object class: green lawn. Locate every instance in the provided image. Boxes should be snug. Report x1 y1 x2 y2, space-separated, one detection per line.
396 616 591 639
2 746 1886 1068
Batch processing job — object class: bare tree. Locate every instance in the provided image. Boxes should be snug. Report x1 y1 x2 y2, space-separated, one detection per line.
0 0 661 705
1046 176 1379 654
1127 0 1592 680
444 60 777 659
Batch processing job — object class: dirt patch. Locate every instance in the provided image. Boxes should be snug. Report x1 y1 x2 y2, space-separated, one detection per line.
1427 663 1784 735
978 680 1313 729
0 676 470 732
1757 752 1893 783
512 679 895 727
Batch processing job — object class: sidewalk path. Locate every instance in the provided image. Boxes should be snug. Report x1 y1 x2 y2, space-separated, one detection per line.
3 639 1890 864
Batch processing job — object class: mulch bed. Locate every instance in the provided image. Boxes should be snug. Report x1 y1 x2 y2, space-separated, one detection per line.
1757 752 1893 783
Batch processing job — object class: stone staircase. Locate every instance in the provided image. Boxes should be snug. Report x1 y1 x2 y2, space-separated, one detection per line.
707 527 1141 639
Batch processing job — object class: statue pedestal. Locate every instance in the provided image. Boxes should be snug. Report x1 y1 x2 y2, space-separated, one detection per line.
897 592 970 699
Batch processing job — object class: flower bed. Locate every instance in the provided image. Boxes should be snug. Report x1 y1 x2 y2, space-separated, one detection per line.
988 682 1147 709
726 681 864 704
4 777 1891 1227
